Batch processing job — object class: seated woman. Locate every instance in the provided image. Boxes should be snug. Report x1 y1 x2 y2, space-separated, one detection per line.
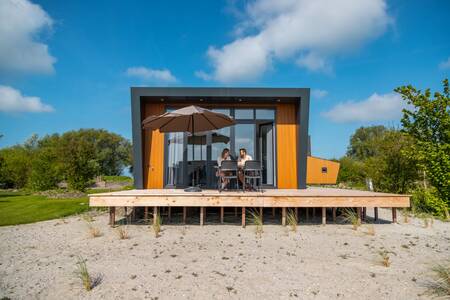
217 148 231 189
237 148 252 188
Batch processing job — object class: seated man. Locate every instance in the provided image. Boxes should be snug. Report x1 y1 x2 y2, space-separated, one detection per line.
237 148 252 188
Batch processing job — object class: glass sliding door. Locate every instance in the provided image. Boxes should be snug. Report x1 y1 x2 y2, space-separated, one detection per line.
187 133 207 187
258 123 275 185
166 133 184 187
234 124 255 159
164 107 276 188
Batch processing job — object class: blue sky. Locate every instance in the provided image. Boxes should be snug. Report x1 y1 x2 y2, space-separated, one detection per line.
0 0 449 159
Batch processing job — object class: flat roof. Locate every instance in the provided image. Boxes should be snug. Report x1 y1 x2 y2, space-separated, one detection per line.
131 87 310 99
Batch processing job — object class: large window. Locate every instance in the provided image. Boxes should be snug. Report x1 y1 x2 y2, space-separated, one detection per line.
234 124 255 159
164 107 276 188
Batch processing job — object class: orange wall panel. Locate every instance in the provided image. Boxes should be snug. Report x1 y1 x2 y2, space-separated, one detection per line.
306 156 340 185
142 103 165 189
276 103 298 188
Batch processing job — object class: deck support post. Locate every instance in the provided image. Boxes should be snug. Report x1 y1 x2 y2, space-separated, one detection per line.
357 207 362 224
183 207 187 224
168 207 172 223
272 207 275 217
131 207 136 222
374 207 378 221
332 208 337 223
144 207 148 222
241 207 246 228
295 208 298 223
322 207 326 225
200 207 205 226
153 206 158 225
220 207 224 224
109 207 115 226
392 208 397 223
362 207 366 221
306 208 309 221
282 207 286 226
235 207 238 218
312 207 316 219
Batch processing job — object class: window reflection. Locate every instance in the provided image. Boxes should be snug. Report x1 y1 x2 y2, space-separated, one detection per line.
234 124 255 158
235 109 253 119
166 132 184 187
256 109 275 120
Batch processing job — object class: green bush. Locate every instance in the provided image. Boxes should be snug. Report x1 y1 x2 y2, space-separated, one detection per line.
0 129 132 191
0 146 31 189
337 156 366 187
411 188 448 218
27 149 61 191
103 175 133 183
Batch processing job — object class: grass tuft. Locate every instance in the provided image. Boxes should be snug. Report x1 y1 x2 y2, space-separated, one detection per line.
152 214 162 238
402 208 410 224
421 215 434 228
342 208 361 230
88 226 102 238
116 226 129 240
286 209 298 232
248 209 263 238
378 250 391 267
366 224 375 236
425 261 450 298
75 256 92 291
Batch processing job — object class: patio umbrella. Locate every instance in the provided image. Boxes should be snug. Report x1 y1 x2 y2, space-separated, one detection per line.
142 105 235 192
168 132 230 145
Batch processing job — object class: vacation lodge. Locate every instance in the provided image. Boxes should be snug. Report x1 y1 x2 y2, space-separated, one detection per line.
89 87 410 226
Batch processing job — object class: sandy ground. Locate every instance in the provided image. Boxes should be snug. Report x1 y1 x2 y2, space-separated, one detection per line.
1 208 449 300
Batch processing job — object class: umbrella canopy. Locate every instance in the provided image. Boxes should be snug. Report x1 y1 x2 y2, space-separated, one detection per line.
142 105 235 133
168 132 230 145
142 105 235 192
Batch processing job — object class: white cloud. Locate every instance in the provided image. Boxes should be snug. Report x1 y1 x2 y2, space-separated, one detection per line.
194 70 212 81
296 53 332 74
311 89 328 99
0 85 54 113
322 92 408 123
125 66 177 83
438 57 450 70
200 0 391 83
0 0 56 74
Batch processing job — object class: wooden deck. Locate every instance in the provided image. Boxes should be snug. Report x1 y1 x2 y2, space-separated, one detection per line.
89 187 410 226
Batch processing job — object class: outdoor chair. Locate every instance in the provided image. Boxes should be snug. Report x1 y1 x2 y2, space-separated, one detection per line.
218 160 239 192
243 160 262 192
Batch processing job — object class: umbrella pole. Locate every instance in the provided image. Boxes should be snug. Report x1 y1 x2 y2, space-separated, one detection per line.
192 116 195 187
185 115 202 192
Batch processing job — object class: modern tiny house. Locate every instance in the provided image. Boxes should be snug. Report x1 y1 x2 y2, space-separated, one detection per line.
130 87 310 190
90 87 410 226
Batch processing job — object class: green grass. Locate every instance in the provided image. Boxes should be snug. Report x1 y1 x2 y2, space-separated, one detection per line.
102 175 133 183
0 190 89 226
86 185 134 195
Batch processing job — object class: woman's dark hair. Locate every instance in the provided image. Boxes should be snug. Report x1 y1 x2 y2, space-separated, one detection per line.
221 148 230 158
239 148 247 154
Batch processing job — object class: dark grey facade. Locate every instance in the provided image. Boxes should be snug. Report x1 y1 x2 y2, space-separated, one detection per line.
131 87 310 189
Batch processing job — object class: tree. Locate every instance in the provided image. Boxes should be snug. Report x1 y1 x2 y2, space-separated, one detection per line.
364 130 419 194
346 126 388 160
0 146 31 188
337 156 366 187
0 129 132 191
58 132 99 191
27 135 62 191
396 79 450 203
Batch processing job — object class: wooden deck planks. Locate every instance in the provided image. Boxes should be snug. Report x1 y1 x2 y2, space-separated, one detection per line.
89 188 410 208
